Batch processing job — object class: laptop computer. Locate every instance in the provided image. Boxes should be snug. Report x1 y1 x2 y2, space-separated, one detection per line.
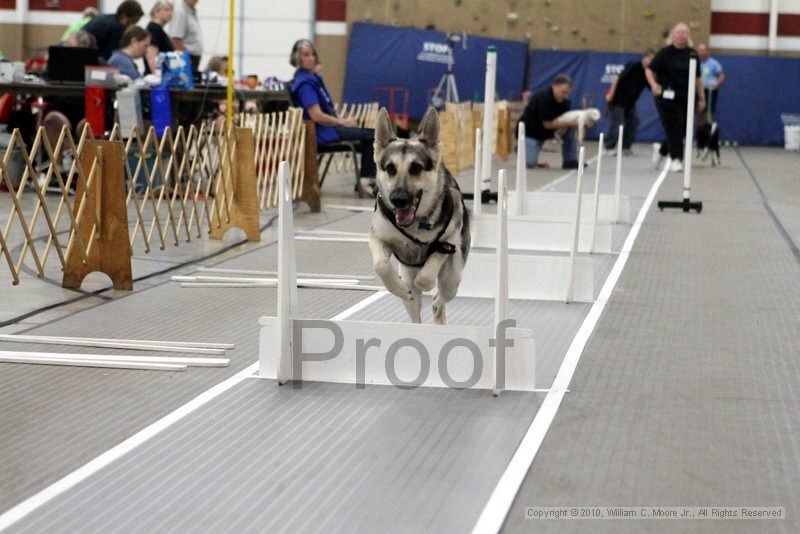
45 46 102 84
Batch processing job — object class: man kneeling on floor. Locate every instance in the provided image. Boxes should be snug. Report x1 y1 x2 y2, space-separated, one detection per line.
518 74 593 169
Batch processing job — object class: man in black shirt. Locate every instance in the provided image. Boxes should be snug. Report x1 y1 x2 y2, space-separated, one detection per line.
83 0 144 61
645 22 704 172
604 50 654 155
519 74 590 169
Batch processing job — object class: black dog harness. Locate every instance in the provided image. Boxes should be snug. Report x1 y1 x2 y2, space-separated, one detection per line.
376 190 457 268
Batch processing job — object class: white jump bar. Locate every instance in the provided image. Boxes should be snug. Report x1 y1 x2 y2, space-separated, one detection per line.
197 267 374 281
0 334 232 353
0 350 229 367
0 354 188 372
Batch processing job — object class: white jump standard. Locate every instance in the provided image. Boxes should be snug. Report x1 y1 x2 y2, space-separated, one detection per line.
259 162 536 392
470 123 614 254
658 57 703 213
509 124 630 224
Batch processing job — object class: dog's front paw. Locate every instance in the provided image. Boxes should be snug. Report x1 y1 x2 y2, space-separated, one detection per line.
414 273 436 292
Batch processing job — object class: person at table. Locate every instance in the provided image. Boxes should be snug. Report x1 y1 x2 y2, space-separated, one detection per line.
290 39 377 193
62 29 97 49
108 27 151 81
61 7 99 43
83 0 144 61
146 1 175 74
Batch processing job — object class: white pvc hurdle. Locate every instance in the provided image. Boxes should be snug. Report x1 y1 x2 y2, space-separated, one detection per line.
508 124 630 224
589 133 605 254
459 167 595 303
472 123 614 253
566 147 586 303
473 127 483 216
259 163 536 392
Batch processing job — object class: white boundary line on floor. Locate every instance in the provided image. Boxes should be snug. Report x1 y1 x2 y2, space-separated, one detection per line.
0 292 387 532
471 161 670 534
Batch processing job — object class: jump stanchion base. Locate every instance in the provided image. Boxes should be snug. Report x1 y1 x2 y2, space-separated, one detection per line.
462 190 499 204
657 199 703 213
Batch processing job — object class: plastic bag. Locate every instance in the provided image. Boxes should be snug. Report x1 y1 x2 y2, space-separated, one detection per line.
160 51 194 89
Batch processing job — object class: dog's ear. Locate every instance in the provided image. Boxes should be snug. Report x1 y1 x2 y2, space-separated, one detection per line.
374 108 397 153
417 106 440 150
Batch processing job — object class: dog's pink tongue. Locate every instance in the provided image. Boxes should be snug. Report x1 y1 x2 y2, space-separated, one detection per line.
395 207 415 227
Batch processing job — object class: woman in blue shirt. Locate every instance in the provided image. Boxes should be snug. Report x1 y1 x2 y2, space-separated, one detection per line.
108 26 150 80
289 39 377 193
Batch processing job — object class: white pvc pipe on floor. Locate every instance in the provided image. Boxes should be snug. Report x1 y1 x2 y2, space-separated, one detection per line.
295 236 370 243
0 350 228 367
172 276 363 285
566 146 586 303
0 353 188 371
180 281 383 291
590 133 604 254
614 125 623 222
0 335 232 353
683 58 697 201
297 229 368 237
198 267 374 281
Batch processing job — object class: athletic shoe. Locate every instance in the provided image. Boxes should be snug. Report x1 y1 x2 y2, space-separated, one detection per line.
652 143 665 168
623 149 635 156
669 159 683 173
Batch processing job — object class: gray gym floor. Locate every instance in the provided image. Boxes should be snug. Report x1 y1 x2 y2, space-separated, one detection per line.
1 143 797 533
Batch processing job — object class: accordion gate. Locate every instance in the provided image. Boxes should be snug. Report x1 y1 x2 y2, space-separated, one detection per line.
0 108 317 289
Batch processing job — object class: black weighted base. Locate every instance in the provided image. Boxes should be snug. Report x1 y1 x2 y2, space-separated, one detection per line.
658 199 703 213
462 190 499 204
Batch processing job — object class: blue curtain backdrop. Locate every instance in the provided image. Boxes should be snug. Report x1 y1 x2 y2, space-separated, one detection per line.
342 28 798 146
343 22 529 122
528 49 800 146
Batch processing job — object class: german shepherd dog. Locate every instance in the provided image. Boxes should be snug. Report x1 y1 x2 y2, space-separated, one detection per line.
369 107 471 325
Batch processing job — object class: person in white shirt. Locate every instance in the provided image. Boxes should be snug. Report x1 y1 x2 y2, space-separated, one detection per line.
170 0 203 73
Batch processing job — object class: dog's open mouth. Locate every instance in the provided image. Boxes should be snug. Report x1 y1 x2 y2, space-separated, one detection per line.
394 191 422 227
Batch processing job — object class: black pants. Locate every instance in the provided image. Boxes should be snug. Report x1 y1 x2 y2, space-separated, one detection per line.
333 127 376 178
189 54 202 75
605 105 639 150
704 88 718 115
655 97 688 161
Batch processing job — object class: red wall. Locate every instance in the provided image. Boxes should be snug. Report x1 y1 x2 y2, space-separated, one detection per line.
28 0 97 10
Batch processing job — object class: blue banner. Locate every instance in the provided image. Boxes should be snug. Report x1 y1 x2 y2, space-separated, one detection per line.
343 22 529 122
528 49 800 146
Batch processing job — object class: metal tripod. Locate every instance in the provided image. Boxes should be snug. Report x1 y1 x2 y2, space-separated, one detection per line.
432 47 459 108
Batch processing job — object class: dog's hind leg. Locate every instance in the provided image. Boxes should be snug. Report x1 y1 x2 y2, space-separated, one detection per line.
400 266 423 324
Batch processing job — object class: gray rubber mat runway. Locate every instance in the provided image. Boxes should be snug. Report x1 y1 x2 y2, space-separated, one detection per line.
10 378 543 534
1 149 680 532
503 148 800 533
0 232 377 512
